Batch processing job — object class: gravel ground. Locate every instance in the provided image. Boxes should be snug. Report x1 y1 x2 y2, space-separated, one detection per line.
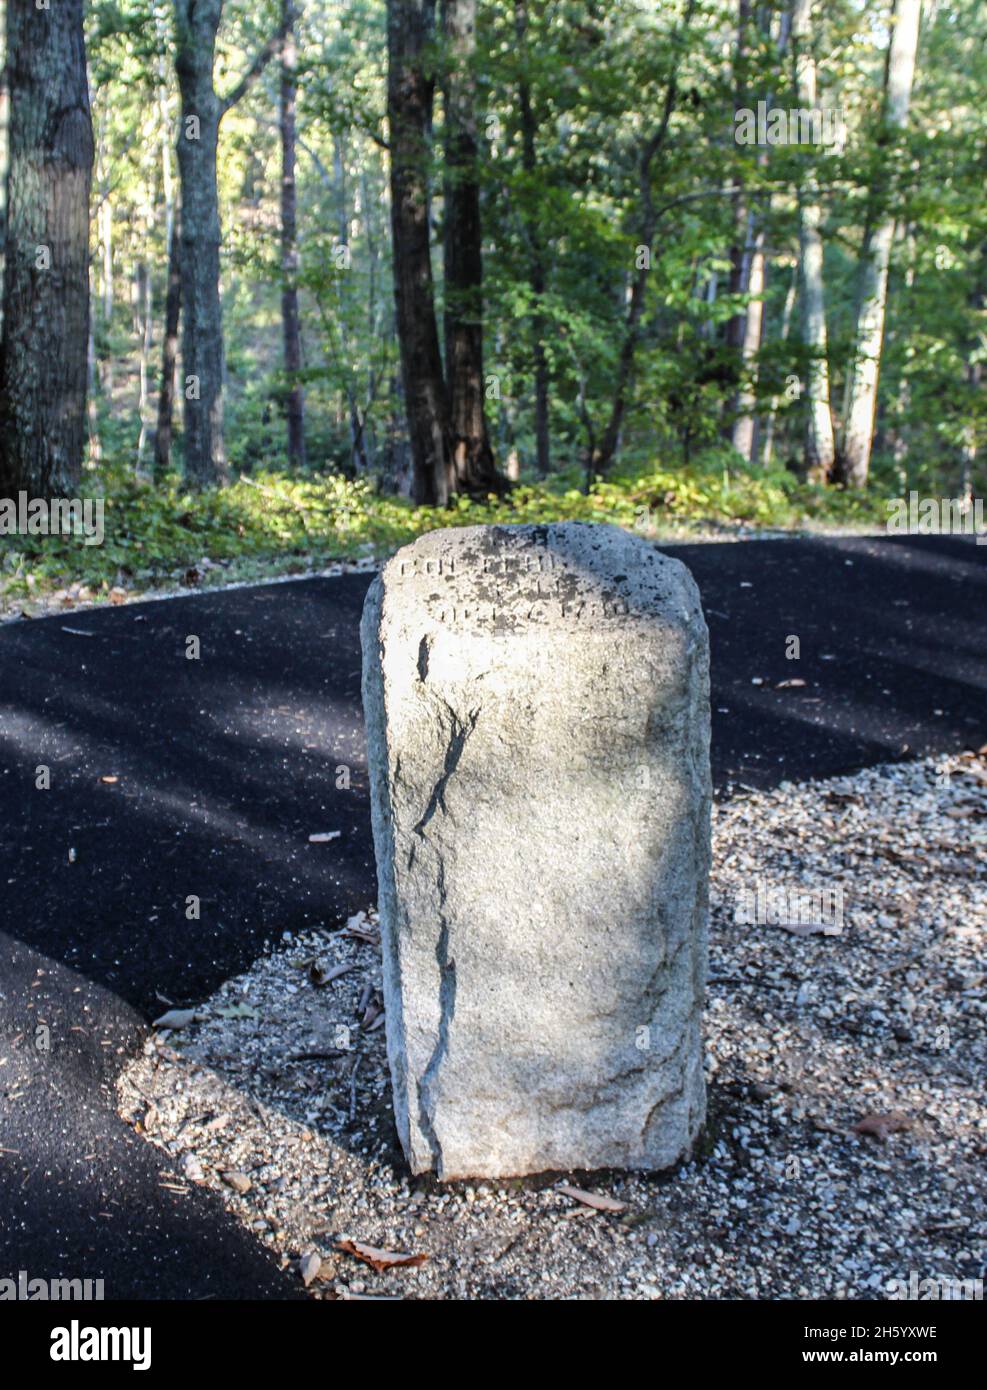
117 752 986 1301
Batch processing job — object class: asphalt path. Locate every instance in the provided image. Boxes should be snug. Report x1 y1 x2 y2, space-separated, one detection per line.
1 533 984 1298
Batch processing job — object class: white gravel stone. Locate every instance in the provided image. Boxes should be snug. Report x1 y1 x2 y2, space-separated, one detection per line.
117 751 986 1302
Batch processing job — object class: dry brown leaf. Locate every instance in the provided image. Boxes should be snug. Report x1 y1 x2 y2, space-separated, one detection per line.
556 1184 627 1213
361 992 385 1030
344 924 381 947
336 1240 427 1273
852 1111 911 1141
310 961 357 987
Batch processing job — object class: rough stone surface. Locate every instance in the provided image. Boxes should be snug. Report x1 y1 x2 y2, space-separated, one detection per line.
360 522 711 1179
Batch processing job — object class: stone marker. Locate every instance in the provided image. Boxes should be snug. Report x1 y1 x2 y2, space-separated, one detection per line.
360 522 711 1179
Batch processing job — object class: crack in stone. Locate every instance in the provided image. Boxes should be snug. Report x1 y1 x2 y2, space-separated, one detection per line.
411 706 476 1173
416 859 456 1176
413 703 479 838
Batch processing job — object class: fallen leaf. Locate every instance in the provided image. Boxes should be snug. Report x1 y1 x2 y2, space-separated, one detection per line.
336 1240 427 1273
152 1008 198 1030
361 992 385 1030
343 923 381 947
310 961 357 987
556 1184 626 1213
852 1112 911 1141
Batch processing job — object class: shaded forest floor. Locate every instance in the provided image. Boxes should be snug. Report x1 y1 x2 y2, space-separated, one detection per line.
0 459 893 620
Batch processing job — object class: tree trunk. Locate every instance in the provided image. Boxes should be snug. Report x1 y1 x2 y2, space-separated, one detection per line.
442 0 504 495
173 0 228 486
0 0 93 499
791 0 836 480
152 22 178 477
730 6 792 461
0 8 8 343
959 218 987 499
87 304 102 465
730 212 766 462
280 0 306 468
154 205 182 479
514 0 549 477
387 0 452 504
135 259 154 472
760 258 798 467
593 0 696 476
840 0 921 488
723 0 753 361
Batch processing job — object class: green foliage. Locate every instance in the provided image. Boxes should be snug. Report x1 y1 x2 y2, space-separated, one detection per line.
0 453 891 614
76 0 987 502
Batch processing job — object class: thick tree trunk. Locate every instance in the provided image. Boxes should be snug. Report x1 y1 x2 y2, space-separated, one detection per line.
280 0 305 468
173 0 228 486
442 0 504 496
840 0 921 488
791 0 836 480
0 0 93 499
387 0 452 504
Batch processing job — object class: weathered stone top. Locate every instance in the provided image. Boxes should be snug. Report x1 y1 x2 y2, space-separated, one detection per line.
377 522 704 633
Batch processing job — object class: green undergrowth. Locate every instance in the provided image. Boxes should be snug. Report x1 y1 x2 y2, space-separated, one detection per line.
0 455 893 615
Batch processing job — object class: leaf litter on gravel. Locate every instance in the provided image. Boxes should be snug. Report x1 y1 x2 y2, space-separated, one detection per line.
117 759 986 1300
